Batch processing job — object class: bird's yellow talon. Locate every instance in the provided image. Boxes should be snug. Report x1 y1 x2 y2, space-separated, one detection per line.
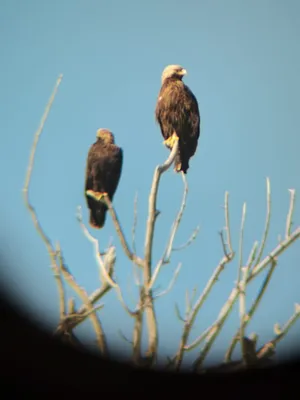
86 190 108 201
163 133 179 149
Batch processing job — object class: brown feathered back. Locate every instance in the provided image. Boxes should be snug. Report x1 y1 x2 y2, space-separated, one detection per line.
85 129 123 229
155 65 200 174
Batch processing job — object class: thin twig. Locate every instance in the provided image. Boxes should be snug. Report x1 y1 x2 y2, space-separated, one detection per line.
55 243 68 319
173 226 200 251
254 177 271 267
102 196 144 268
77 207 135 317
286 189 296 239
237 202 247 283
22 74 65 318
175 303 186 323
149 167 187 290
154 263 182 299
257 303 300 360
118 329 133 345
131 193 141 285
224 191 233 254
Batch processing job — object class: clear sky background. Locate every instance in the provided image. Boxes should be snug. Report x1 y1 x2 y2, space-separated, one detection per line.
1 0 300 369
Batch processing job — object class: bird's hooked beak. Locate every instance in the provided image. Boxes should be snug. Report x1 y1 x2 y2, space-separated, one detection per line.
181 68 187 76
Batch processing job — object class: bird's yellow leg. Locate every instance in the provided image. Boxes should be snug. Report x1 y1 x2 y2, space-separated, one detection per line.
163 132 179 149
86 190 108 201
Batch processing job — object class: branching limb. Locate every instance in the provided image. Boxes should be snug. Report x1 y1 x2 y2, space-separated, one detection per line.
77 207 135 317
102 195 144 268
172 192 235 371
239 242 261 365
139 140 179 365
58 252 107 355
144 139 179 271
22 74 65 319
149 170 188 290
225 254 276 362
250 227 300 280
193 226 300 372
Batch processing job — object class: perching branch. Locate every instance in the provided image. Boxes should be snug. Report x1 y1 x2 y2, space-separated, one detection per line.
141 139 179 365
144 138 179 271
149 170 188 290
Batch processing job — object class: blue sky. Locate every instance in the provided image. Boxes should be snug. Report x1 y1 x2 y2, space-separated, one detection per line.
1 0 300 368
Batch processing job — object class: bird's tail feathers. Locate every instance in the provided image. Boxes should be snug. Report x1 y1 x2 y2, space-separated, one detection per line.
174 151 188 174
89 202 107 229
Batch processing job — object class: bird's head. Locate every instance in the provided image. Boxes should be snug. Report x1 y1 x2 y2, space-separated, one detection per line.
96 128 115 144
161 64 187 84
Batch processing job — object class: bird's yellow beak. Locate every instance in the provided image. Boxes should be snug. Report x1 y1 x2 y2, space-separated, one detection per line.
181 68 187 76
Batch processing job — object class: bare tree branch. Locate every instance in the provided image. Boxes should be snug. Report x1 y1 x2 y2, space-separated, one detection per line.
149 170 187 290
172 226 200 252
131 193 141 286
140 139 179 365
236 202 248 363
144 139 179 269
22 74 65 319
254 177 271 267
54 243 67 319
286 189 296 239
257 303 300 360
132 294 144 366
154 262 182 299
77 207 136 317
102 195 144 268
225 255 276 362
237 202 247 283
172 192 235 371
250 227 300 279
58 252 107 355
175 303 186 323
192 226 300 372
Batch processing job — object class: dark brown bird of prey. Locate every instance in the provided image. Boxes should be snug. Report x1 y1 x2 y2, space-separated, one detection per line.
155 64 200 174
85 129 123 229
